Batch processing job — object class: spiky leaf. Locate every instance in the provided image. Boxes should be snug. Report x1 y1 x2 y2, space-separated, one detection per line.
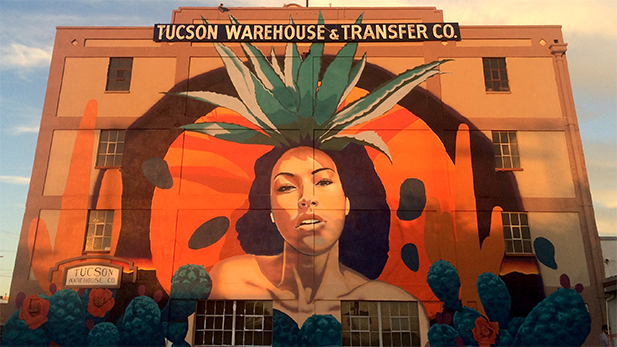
321 60 450 139
337 53 367 110
320 131 391 162
297 11 325 119
181 122 280 146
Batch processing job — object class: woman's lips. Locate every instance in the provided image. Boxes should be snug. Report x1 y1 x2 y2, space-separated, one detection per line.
295 215 323 228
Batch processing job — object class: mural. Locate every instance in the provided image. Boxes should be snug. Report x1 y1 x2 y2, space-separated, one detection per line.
4 13 591 347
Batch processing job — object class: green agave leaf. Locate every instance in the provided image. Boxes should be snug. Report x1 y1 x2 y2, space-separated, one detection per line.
227 15 297 113
320 131 392 162
270 46 285 82
213 43 280 133
313 41 359 125
337 53 367 109
296 11 325 119
321 60 450 140
181 122 281 146
284 18 301 94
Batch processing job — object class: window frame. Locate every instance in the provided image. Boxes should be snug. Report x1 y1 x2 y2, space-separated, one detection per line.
492 131 522 171
341 301 421 347
193 300 273 346
502 212 533 255
83 210 114 253
482 57 510 92
96 129 125 168
105 57 133 92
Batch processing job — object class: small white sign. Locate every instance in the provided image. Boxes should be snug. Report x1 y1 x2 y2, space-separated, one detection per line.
64 264 122 288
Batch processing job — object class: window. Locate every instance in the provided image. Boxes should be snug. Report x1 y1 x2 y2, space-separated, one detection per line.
502 212 532 254
106 57 133 91
194 300 273 346
84 210 114 252
492 131 520 169
96 130 124 167
482 57 509 92
342 301 421 347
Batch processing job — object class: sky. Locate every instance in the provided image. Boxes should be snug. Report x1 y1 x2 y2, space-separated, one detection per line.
0 0 615 296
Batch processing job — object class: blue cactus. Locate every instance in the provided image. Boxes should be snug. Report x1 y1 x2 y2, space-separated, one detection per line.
164 264 212 322
119 296 165 346
428 323 461 347
498 329 514 346
1 310 50 346
87 322 120 346
476 272 511 329
427 260 462 311
515 288 590 346
47 289 88 346
507 316 525 339
163 321 190 346
453 306 482 346
298 314 341 347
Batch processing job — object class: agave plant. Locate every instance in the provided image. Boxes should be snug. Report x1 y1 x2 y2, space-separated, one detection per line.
178 13 450 161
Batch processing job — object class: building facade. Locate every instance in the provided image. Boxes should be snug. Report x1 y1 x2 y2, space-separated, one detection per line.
3 6 606 347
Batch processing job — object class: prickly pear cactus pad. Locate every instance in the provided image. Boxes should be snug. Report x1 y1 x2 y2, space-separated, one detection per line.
453 306 483 346
476 272 511 329
298 314 341 347
47 289 88 346
1 310 51 346
427 260 462 311
515 287 591 346
166 264 212 321
87 322 120 347
427 323 461 347
119 295 163 346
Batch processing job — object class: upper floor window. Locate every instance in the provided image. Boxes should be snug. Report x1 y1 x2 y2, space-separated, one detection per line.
194 300 273 346
342 301 421 347
106 57 133 91
96 130 124 168
492 131 520 169
84 210 114 252
482 57 510 92
502 212 532 255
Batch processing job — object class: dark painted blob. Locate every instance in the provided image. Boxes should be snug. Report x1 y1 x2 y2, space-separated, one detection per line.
188 216 230 250
533 237 557 270
401 243 420 272
397 178 426 221
142 158 173 189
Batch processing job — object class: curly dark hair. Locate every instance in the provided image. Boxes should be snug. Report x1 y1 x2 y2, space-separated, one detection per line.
235 143 391 280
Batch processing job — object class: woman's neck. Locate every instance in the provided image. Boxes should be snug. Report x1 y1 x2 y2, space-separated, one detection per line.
277 242 343 303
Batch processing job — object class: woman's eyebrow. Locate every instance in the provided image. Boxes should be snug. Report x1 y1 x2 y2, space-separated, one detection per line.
273 172 295 179
312 167 334 175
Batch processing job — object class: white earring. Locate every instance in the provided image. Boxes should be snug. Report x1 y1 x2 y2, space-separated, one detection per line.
270 212 275 223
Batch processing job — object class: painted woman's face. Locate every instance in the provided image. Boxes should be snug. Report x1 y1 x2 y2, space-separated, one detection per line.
270 147 350 255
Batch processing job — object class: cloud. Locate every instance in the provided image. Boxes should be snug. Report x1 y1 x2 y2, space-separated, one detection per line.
14 126 40 134
0 176 30 185
0 44 52 70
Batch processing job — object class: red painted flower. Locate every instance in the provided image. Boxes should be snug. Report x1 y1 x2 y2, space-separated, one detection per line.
19 294 50 329
472 316 499 347
88 288 115 317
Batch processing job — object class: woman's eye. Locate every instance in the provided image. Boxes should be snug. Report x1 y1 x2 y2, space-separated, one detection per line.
276 184 296 192
316 179 333 187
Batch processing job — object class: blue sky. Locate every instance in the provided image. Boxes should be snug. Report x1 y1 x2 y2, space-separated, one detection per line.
0 0 615 295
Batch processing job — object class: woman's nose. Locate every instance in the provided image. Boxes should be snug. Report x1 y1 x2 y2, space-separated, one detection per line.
298 196 318 208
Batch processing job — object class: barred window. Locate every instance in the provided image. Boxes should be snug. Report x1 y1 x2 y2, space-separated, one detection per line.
96 130 124 168
342 301 421 347
84 210 114 252
482 57 510 92
492 131 520 169
194 300 273 346
106 57 133 91
502 212 533 254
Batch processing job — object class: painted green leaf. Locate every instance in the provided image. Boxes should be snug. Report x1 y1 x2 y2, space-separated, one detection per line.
321 60 450 139
181 122 280 146
297 11 325 119
337 53 367 110
320 131 391 162
313 42 359 125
